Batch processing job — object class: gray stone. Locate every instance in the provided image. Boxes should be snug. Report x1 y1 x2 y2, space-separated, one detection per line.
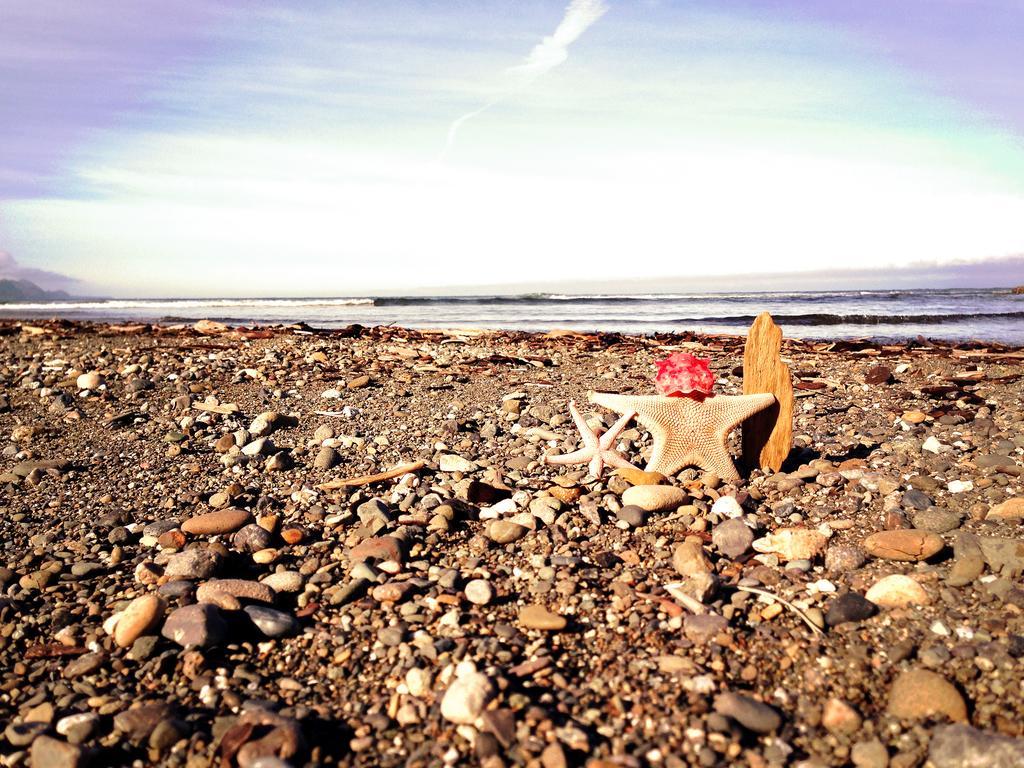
114 701 175 743
161 603 227 647
978 536 1024 578
929 724 1024 768
30 735 83 768
712 518 754 558
232 524 273 553
902 488 933 510
713 692 782 733
851 738 889 768
615 505 645 528
683 614 728 644
911 508 962 533
356 498 392 530
244 605 298 638
313 445 338 470
825 544 867 573
947 532 985 586
62 652 105 679
975 454 1017 470
164 548 221 580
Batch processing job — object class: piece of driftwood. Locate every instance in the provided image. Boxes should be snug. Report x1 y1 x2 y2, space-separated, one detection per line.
192 402 240 415
318 460 426 489
742 312 793 472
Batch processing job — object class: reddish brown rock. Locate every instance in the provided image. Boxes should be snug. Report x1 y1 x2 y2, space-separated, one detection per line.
181 508 253 536
863 530 944 561
350 536 403 563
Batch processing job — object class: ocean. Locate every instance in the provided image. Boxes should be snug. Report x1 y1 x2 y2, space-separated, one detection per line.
1 288 1022 344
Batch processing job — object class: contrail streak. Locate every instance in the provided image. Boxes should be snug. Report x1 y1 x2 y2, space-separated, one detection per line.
441 0 609 159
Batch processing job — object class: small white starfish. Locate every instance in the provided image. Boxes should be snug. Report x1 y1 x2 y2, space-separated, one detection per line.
541 400 638 478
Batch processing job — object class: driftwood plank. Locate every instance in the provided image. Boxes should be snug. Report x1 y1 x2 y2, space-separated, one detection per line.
318 461 426 489
742 312 793 472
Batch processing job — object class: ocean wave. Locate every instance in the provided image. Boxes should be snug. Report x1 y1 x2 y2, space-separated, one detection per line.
0 297 375 310
668 311 1024 326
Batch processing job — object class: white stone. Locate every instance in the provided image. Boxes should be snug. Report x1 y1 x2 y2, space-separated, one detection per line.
711 496 743 519
241 438 268 456
865 574 931 608
438 454 478 473
464 579 493 605
947 480 973 493
405 667 432 698
76 371 102 390
922 436 946 454
440 667 494 724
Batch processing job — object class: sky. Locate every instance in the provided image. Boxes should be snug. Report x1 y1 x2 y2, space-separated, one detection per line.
1 0 1024 297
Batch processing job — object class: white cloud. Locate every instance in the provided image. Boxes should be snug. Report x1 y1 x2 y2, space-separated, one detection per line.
443 0 609 156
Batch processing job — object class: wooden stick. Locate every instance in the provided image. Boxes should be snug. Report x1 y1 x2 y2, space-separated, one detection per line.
735 584 825 636
662 582 709 615
192 402 240 415
318 460 426 489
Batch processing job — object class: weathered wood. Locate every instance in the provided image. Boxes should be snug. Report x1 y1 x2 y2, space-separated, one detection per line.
192 402 240 415
742 312 793 472
318 460 426 489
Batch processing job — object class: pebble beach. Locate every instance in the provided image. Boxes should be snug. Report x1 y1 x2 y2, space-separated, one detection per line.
2 318 1024 768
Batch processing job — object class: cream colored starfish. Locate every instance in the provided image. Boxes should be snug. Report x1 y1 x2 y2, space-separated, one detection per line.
588 391 775 481
541 400 638 478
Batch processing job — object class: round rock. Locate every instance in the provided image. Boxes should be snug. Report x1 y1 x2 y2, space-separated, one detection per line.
865 574 931 609
712 518 754 558
486 520 528 544
464 579 494 605
887 669 967 722
621 485 687 513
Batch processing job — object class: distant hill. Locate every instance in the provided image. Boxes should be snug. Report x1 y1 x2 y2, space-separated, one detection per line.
0 279 72 302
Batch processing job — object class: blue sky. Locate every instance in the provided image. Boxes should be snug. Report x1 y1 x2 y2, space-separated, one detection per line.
1 0 1023 296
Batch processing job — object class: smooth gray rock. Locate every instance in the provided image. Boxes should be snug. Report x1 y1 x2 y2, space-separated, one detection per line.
929 724 1024 768
713 692 782 733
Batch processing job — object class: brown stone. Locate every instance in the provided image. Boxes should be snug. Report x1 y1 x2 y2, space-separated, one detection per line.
863 530 944 561
988 498 1024 521
181 508 252 535
742 312 793 472
518 604 566 630
887 669 967 722
347 374 371 389
901 410 928 424
197 578 275 604
114 594 167 647
612 467 666 486
548 486 582 504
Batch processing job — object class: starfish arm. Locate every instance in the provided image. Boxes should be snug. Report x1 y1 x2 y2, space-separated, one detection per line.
598 410 635 450
543 448 593 466
720 393 776 433
588 453 604 478
602 451 639 470
568 400 599 449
